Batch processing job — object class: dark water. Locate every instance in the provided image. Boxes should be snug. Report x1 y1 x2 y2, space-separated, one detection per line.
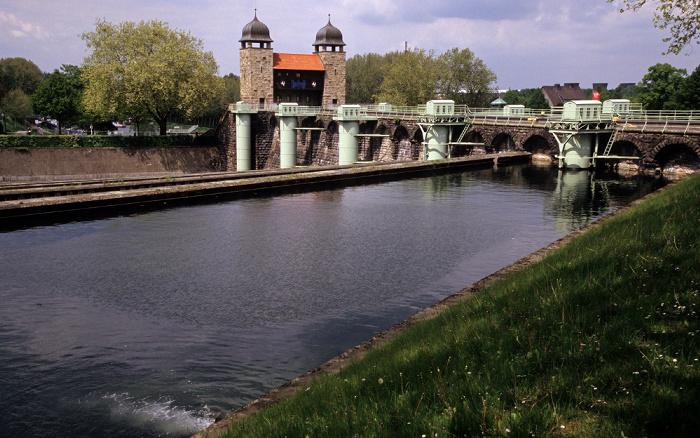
0 165 666 437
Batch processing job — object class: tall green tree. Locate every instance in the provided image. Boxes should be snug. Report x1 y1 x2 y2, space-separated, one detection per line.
503 89 525 105
436 47 497 107
635 62 687 110
526 89 550 110
670 63 700 109
31 65 84 134
375 49 439 106
609 0 700 54
346 53 387 104
0 57 44 100
205 73 240 118
0 88 33 122
81 19 224 135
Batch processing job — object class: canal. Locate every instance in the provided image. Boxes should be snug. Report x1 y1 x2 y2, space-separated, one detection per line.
0 164 667 437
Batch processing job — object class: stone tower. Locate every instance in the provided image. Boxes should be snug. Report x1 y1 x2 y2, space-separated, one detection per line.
239 11 274 105
313 16 346 107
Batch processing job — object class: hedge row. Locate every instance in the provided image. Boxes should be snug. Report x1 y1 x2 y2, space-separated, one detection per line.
0 134 218 149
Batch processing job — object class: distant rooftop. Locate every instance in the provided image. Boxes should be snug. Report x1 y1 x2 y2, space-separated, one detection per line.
542 83 587 107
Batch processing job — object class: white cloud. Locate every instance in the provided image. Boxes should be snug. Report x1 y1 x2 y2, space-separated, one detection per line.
0 10 48 39
0 0 697 86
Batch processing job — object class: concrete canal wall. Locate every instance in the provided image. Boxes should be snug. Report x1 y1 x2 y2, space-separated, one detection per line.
0 146 222 181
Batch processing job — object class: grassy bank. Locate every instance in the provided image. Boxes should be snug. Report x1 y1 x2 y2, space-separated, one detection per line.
217 173 699 437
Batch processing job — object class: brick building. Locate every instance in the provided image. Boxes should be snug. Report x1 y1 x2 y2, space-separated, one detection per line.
239 12 346 107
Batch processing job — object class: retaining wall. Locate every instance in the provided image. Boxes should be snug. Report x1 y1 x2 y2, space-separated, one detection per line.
0 146 222 181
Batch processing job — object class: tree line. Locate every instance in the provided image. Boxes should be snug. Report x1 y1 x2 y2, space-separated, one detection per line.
346 47 497 107
3 4 700 135
1 20 240 135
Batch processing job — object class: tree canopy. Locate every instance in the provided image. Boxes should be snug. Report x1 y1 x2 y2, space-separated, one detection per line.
348 47 496 107
609 0 700 54
1 88 33 122
672 64 700 110
526 89 550 110
0 57 44 100
635 62 687 110
436 47 497 107
375 49 440 106
31 65 85 134
81 19 224 135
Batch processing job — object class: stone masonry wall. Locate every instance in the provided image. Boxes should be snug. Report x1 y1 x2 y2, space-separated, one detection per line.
216 112 700 171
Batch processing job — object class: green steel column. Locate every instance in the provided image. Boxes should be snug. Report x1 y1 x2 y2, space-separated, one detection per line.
338 120 359 165
279 103 298 169
336 105 363 166
236 112 252 171
425 124 449 160
559 133 594 169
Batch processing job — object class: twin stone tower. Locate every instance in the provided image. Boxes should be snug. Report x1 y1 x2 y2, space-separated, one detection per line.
239 11 347 107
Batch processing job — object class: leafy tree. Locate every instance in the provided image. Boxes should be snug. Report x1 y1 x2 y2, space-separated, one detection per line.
346 53 388 104
526 89 550 109
222 73 241 106
436 47 497 107
635 62 687 110
0 88 33 122
0 57 44 100
609 0 700 54
503 89 525 105
670 63 700 109
81 19 224 135
31 65 85 134
200 73 240 118
375 49 440 106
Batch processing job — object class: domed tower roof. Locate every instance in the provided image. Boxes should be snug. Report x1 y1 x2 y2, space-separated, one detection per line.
239 10 273 45
313 15 345 49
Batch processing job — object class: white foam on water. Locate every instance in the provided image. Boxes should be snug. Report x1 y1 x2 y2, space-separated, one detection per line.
103 392 214 436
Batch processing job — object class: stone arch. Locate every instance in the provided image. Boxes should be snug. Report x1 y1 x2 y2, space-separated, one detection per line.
609 140 642 158
523 134 553 155
393 125 413 160
358 120 377 161
652 142 699 172
492 132 516 152
412 128 424 160
464 130 484 144
451 129 484 158
372 123 390 161
299 116 323 165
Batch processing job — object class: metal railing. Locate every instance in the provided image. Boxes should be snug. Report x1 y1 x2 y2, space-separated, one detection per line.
227 102 700 135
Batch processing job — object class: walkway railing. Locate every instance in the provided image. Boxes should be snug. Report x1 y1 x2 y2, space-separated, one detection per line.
231 102 700 135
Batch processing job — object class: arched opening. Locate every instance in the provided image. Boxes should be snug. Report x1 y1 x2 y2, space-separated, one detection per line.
523 134 553 164
654 143 699 175
412 129 424 160
300 117 323 165
603 140 643 172
393 125 412 161
491 132 515 152
371 124 388 161
452 130 484 158
358 121 377 161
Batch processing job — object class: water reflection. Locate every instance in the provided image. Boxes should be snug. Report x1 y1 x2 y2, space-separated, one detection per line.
0 164 667 438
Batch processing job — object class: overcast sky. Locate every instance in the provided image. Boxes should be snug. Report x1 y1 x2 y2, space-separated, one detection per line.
2 0 699 90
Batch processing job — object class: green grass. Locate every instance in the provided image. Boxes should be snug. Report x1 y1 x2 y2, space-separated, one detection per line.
217 173 700 438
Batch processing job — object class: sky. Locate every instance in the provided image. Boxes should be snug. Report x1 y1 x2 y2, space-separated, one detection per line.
1 0 699 91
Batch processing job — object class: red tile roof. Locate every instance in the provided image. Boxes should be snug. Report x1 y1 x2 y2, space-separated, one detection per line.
273 53 325 71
